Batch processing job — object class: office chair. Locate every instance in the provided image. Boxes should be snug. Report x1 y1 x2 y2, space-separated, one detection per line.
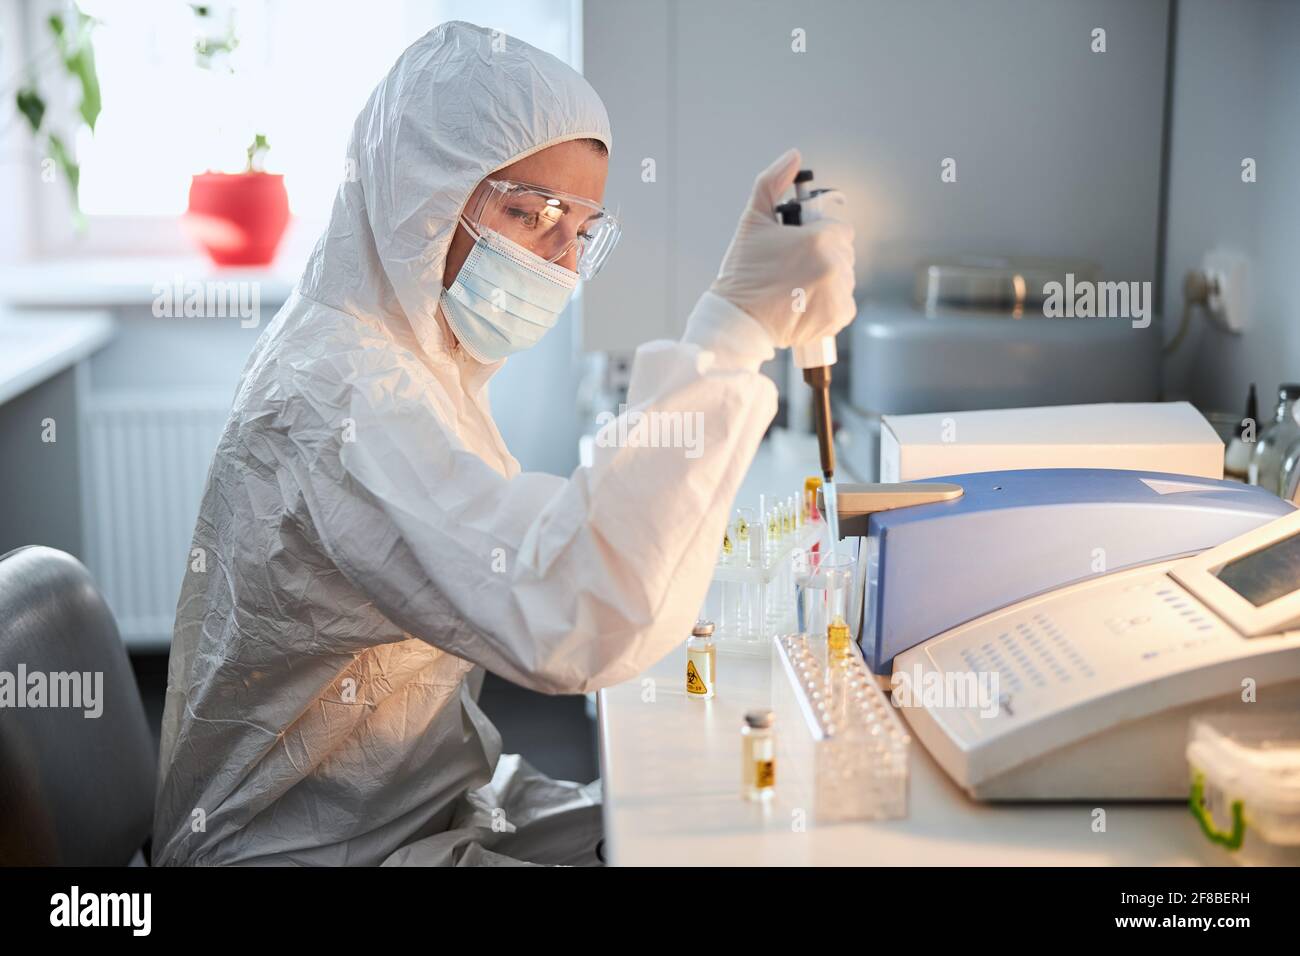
0 546 156 865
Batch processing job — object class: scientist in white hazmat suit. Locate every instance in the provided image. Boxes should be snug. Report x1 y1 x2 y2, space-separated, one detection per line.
153 20 855 866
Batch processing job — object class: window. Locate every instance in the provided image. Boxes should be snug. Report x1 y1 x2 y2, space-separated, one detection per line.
28 0 581 255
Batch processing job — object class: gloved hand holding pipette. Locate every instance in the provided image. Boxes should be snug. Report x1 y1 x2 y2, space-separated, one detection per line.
710 148 857 349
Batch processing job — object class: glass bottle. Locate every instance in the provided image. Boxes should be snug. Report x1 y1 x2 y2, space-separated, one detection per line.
1249 384 1300 495
741 709 775 800
1280 435 1300 504
686 620 716 701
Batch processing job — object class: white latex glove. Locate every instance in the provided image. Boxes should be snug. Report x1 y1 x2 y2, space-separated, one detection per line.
710 148 857 350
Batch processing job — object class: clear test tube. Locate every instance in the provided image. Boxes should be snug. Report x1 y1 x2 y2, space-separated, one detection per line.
717 578 732 640
733 507 755 639
766 500 781 555
734 507 754 565
796 551 857 664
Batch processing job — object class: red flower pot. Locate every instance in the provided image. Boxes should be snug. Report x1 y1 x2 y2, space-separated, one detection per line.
185 171 290 267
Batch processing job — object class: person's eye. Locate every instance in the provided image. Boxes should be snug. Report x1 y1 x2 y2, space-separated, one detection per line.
506 207 540 229
499 208 535 230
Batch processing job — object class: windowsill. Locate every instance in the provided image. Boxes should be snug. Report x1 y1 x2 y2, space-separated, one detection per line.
0 255 305 309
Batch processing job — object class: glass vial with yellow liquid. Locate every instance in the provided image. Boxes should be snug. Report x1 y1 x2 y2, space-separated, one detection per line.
803 476 823 524
741 710 775 800
686 620 716 700
827 617 853 661
821 555 857 664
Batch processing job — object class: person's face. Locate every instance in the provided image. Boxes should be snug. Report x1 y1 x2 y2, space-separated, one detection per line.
444 139 609 288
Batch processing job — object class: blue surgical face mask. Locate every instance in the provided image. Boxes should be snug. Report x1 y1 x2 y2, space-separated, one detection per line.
439 219 579 363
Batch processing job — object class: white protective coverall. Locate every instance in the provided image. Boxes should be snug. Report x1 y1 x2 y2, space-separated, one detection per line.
153 21 778 866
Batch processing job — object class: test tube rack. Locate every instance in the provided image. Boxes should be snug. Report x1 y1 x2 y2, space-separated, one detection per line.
705 515 825 656
771 632 911 823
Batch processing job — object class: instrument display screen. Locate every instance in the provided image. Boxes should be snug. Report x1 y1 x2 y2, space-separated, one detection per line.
1216 530 1300 608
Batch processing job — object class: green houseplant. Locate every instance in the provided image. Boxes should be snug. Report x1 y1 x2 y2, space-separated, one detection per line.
12 2 101 224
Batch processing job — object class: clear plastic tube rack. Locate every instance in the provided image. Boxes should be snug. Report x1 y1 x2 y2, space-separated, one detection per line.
771 632 911 822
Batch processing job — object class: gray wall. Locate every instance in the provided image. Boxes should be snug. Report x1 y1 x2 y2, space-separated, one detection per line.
584 0 1171 352
1162 0 1300 416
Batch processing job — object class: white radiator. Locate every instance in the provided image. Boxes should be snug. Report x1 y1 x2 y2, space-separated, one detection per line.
82 392 231 649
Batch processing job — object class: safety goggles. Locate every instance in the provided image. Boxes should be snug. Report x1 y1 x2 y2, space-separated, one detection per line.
462 178 620 280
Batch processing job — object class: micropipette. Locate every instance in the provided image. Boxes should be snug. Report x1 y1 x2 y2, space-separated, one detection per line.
776 170 852 549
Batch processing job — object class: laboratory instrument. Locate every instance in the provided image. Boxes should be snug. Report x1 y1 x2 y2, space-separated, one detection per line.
1248 384 1300 495
842 256 1160 483
771 633 910 822
741 710 776 801
892 507 1300 800
776 170 850 547
686 620 716 700
839 468 1292 674
879 401 1224 484
1187 711 1300 865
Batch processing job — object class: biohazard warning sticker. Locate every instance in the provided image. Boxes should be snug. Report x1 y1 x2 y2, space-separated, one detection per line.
686 659 709 695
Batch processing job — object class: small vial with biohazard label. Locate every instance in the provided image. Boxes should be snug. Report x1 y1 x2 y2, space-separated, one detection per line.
741 709 775 800
686 620 716 700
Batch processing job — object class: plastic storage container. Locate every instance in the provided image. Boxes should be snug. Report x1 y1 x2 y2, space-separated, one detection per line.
1186 712 1300 865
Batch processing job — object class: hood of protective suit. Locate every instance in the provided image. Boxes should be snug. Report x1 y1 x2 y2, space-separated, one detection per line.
298 20 611 362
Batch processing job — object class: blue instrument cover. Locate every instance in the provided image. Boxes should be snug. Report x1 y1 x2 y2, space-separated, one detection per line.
861 469 1293 673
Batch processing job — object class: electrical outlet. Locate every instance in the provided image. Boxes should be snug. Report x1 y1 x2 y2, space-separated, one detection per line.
1201 249 1249 333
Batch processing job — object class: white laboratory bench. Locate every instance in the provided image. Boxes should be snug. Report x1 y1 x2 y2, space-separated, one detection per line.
596 430 1224 866
0 309 115 561
0 308 113 405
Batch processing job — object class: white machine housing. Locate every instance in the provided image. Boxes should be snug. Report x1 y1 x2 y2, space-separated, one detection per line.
894 510 1300 800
